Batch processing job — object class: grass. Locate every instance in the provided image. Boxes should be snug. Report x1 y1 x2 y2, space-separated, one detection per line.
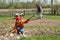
22 14 60 20
44 14 60 20
20 35 60 40
0 14 60 20
22 14 38 19
0 16 14 22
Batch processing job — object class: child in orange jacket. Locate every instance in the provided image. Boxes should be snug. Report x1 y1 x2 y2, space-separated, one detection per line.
14 13 30 37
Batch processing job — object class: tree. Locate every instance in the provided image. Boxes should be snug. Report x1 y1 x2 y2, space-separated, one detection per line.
32 0 36 4
51 0 60 15
37 0 41 5
54 0 60 15
54 0 58 4
51 0 54 14
43 0 48 5
0 0 8 9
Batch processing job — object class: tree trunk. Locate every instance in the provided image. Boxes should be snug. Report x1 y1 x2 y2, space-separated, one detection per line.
51 0 54 14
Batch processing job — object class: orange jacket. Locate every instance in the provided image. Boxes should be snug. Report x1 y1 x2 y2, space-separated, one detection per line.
14 19 30 32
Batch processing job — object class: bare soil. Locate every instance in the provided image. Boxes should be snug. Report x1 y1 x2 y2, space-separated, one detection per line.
0 18 60 40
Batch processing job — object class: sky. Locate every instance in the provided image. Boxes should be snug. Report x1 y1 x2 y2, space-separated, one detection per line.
6 0 60 4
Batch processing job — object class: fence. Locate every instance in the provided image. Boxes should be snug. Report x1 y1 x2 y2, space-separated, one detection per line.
0 8 51 16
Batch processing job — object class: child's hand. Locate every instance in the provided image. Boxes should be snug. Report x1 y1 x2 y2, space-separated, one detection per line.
27 19 30 21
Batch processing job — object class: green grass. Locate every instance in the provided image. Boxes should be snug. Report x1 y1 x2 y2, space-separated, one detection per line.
23 14 60 20
0 14 60 20
20 35 60 40
22 14 38 19
0 16 14 22
44 14 60 20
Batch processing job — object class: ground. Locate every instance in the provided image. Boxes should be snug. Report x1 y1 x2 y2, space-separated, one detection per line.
0 17 60 40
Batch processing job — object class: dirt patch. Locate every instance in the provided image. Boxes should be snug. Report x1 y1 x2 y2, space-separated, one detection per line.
0 18 60 40
26 18 60 26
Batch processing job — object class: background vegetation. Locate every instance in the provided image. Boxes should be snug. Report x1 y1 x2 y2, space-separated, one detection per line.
0 0 60 9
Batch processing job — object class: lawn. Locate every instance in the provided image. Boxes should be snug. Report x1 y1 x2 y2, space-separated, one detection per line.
22 14 60 20
0 14 60 20
20 35 60 40
44 14 60 20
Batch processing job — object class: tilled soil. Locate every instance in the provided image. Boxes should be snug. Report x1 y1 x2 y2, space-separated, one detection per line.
0 18 60 40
